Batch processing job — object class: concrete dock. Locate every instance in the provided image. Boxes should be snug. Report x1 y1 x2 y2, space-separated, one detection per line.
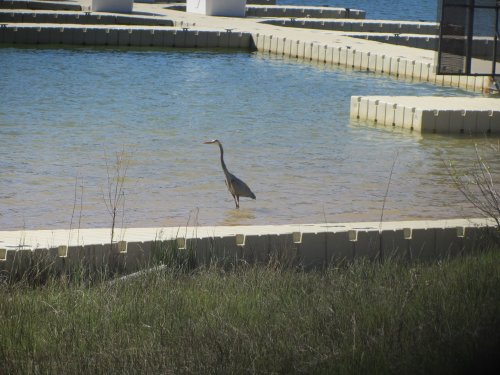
351 96 500 134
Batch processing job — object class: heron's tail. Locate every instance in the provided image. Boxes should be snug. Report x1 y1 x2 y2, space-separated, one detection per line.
250 192 256 200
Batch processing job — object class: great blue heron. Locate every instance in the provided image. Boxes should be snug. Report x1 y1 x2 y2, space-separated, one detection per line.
204 139 256 209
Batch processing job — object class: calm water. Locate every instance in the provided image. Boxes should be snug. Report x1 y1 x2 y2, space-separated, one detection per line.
0 46 497 230
278 0 438 22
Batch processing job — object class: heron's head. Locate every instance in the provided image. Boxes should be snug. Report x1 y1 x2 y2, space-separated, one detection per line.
203 139 219 145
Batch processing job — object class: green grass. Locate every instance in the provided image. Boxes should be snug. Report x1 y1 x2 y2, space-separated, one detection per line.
1 250 500 374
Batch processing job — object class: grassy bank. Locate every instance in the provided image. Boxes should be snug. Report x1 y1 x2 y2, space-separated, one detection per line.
1 250 500 374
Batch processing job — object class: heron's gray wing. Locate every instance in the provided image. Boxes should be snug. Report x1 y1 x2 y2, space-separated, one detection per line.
229 175 256 199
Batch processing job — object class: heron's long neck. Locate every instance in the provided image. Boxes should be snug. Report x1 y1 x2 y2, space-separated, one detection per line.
218 142 230 176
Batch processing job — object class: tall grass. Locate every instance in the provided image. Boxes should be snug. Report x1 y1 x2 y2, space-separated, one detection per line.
1 250 500 374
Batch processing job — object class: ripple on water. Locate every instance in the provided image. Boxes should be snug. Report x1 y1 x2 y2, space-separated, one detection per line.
0 46 496 230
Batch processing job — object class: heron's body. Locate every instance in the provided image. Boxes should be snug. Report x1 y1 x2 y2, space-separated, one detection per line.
204 139 256 208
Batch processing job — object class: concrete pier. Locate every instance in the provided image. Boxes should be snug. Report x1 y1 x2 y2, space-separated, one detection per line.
350 96 500 134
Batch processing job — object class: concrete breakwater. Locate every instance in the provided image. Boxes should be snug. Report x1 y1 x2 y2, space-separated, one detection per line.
0 219 496 279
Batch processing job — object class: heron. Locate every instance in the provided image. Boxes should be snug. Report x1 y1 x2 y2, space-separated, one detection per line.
203 139 256 209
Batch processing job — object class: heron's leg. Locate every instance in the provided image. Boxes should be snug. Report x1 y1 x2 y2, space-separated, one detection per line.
232 194 238 209
236 195 240 209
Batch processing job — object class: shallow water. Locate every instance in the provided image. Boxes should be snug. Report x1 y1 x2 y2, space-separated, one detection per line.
0 46 497 230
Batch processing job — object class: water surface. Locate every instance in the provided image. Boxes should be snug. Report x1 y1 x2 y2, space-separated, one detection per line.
279 0 438 22
0 46 496 230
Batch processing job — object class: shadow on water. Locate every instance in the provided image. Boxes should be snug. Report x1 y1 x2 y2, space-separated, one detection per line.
222 208 256 226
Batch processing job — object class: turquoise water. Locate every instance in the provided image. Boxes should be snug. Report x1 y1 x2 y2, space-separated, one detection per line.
0 46 496 230
278 0 438 22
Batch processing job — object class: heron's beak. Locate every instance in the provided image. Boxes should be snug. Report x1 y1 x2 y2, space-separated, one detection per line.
203 140 216 144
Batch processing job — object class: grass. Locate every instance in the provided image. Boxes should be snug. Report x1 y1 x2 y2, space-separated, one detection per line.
1 249 500 374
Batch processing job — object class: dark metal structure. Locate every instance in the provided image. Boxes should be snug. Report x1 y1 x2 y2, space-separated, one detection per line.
437 0 499 76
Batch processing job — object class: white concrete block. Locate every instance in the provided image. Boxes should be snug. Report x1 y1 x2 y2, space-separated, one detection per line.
346 48 355 68
397 58 407 78
240 235 269 264
331 46 340 65
324 46 334 64
358 97 371 121
385 103 397 126
381 55 390 74
380 229 406 260
475 111 492 134
263 33 271 52
403 106 416 129
297 41 306 59
394 103 406 128
129 29 143 46
431 109 450 133
205 31 219 48
352 50 361 69
289 39 297 58
269 34 278 53
366 98 379 122
408 228 435 261
435 227 465 259
311 43 320 62
318 44 327 63
117 29 131 46
303 42 313 60
405 60 416 79
415 110 432 133
390 57 400 77
489 111 500 133
368 52 377 72
326 231 353 264
183 30 197 48
299 232 326 269
275 37 285 55
339 47 348 66
412 61 423 80
375 100 388 125
350 96 362 119
448 110 465 133
34 27 50 44
268 234 299 267
353 230 380 260
420 63 432 82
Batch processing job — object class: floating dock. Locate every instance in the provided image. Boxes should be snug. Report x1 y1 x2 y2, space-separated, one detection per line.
351 96 500 133
0 0 495 93
0 219 496 276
